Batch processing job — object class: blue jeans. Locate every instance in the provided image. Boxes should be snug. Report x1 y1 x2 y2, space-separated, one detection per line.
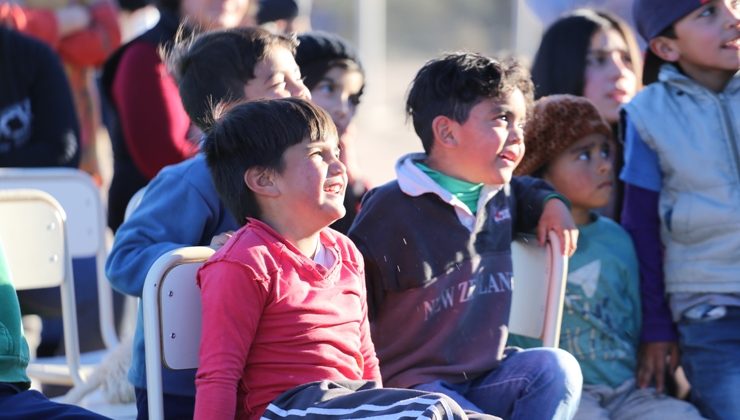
678 306 740 420
413 348 582 419
134 387 194 420
0 384 107 419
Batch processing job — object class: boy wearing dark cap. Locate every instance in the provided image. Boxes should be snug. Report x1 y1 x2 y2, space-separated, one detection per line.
620 1 740 418
296 30 368 233
512 94 704 420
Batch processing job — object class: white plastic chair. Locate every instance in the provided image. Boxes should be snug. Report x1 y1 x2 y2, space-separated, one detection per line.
509 230 569 348
143 246 214 420
0 189 86 386
0 167 118 385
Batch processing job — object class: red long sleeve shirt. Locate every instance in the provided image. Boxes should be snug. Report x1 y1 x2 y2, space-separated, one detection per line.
195 219 381 420
111 41 196 179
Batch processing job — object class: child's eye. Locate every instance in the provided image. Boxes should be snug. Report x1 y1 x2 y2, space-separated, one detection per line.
317 82 335 95
586 53 607 67
577 151 591 161
698 5 716 17
600 144 612 159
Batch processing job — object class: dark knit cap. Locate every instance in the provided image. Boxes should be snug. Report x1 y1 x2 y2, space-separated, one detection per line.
296 31 363 90
256 0 298 24
515 95 611 176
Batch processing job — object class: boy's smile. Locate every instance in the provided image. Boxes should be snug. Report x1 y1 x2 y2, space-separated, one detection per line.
443 88 527 186
273 135 347 231
666 0 740 90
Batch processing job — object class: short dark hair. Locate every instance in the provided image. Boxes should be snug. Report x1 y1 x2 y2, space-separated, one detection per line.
166 26 298 130
405 52 534 154
530 9 642 99
203 98 337 223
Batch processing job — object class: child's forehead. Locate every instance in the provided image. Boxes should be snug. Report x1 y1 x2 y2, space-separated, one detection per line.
478 89 527 110
305 133 340 147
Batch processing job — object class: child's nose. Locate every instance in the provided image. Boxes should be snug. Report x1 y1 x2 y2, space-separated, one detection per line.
290 80 311 100
598 155 614 174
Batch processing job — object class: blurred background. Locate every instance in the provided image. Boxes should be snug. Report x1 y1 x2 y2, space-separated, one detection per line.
114 0 636 188
305 0 635 186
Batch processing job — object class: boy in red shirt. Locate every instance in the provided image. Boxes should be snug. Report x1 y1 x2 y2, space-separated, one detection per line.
196 98 497 419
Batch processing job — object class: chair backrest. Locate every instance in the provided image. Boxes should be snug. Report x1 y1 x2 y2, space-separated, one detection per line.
124 186 147 222
0 189 84 385
0 167 118 349
143 246 214 420
509 230 568 348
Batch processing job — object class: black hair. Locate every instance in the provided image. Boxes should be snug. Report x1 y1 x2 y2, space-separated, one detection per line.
153 0 180 15
203 98 337 223
530 9 642 99
405 52 534 154
296 31 365 94
166 26 297 130
643 25 677 86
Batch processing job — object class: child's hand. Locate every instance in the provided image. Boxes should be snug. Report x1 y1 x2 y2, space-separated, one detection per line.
536 199 578 256
637 341 680 393
209 231 234 250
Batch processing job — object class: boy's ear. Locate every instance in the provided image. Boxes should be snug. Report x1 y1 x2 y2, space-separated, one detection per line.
244 167 280 197
431 115 458 148
649 36 680 62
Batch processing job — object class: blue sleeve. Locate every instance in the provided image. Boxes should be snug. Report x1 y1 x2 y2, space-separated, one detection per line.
619 116 662 192
105 162 223 297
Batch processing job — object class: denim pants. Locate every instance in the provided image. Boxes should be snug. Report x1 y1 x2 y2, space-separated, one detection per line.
413 348 582 420
678 306 740 420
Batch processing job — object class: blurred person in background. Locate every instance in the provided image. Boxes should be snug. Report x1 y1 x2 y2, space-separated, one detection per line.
101 0 251 232
0 24 119 392
0 0 120 186
256 0 310 34
529 8 642 221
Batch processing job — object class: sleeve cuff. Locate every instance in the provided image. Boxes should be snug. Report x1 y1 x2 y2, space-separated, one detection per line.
543 192 571 210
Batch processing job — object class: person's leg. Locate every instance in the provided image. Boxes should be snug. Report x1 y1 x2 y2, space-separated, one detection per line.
413 379 484 413
463 347 582 419
610 385 705 420
678 306 740 420
0 385 107 419
134 387 195 420
262 380 500 419
572 388 610 420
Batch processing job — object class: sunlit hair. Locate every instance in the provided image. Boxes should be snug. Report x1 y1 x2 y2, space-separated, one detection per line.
203 98 337 223
406 52 534 154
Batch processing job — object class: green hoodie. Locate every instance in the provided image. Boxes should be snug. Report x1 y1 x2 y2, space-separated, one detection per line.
0 241 31 384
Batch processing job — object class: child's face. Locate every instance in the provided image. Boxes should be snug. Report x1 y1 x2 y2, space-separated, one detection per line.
583 27 637 124
273 134 347 230
243 47 310 101
310 67 364 139
544 133 614 224
670 0 740 81
448 88 527 185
